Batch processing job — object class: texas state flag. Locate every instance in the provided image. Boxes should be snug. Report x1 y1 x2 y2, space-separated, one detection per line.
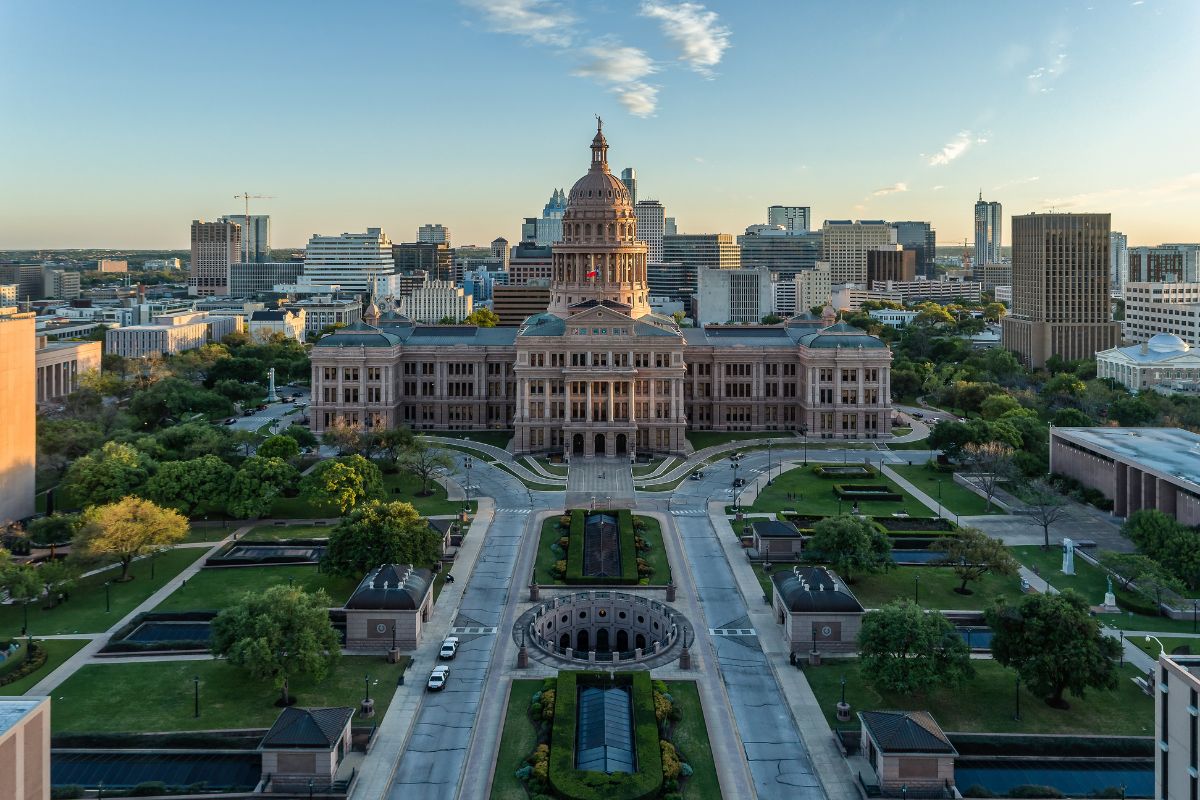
586 270 598 278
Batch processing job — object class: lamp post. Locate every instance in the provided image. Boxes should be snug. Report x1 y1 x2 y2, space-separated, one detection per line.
104 581 111 613
194 675 200 718
840 674 846 706
22 599 29 637
1193 600 1197 634
364 674 372 705
767 441 773 485
1013 675 1021 721
914 573 920 604
464 457 473 513
937 479 944 518
800 424 809 466
1120 631 1125 666
901 785 908 800
391 623 397 652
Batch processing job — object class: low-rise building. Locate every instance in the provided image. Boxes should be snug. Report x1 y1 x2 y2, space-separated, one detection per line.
248 308 306 342
750 519 804 560
283 296 362 340
42 269 80 300
1096 334 1200 393
1123 283 1200 347
398 280 472 323
0 697 50 800
770 566 864 657
1156 652 1200 800
258 706 353 795
97 258 128 272
106 322 208 357
493 282 551 326
342 564 433 650
868 309 919 328
858 710 957 795
35 336 101 402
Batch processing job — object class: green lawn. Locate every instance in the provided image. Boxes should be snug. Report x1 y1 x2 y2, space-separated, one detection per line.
0 548 207 638
490 679 542 800
533 457 569 477
1133 635 1200 657
267 493 330 519
533 517 566 585
806 659 1153 736
849 566 1027 611
154 565 360 612
435 430 512 448
0 638 89 695
244 523 336 540
182 526 230 543
886 439 933 451
638 469 703 492
439 443 498 463
632 457 672 477
381 472 465 516
742 465 934 518
51 656 410 733
492 463 565 492
887 464 1006 516
687 430 790 450
665 681 722 800
637 516 672 585
532 515 671 585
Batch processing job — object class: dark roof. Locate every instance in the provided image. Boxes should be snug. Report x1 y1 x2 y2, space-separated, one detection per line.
260 707 353 750
569 299 631 312
773 566 864 613
753 520 802 538
429 518 455 536
859 711 956 755
345 564 432 610
250 310 290 322
518 312 566 337
797 322 888 349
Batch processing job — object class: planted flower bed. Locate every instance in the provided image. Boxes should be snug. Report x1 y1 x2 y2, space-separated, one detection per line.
813 465 877 479
832 484 903 502
780 514 825 530
873 517 957 532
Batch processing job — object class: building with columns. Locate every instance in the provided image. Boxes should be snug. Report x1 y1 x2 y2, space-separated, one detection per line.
308 123 893 456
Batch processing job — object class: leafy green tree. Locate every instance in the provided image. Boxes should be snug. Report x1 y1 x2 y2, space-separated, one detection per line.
152 422 233 461
300 455 384 514
210 584 341 706
462 308 500 327
858 600 973 693
987 591 1120 708
979 394 1021 420
34 559 80 609
212 378 261 405
226 456 299 519
27 514 82 557
258 435 301 463
1098 551 1185 610
982 302 1007 322
145 456 236 516
322 500 444 577
934 527 1018 594
370 428 414 466
63 441 154 508
76 497 189 581
37 418 105 479
321 420 368 456
1123 509 1200 589
398 440 454 496
281 425 318 449
230 429 263 458
913 303 955 327
167 343 230 382
927 420 973 461
760 314 783 325
807 516 892 583
128 377 233 427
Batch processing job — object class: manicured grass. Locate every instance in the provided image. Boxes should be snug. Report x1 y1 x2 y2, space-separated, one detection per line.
744 465 934 518
637 516 672 585
437 430 513 447
533 515 671 585
849 566 1027 611
891 427 913 436
490 679 542 800
0 638 89 696
665 681 722 800
533 517 566 585
687 430 791 450
440 442 498 463
887 464 1006 516
382 471 464 516
51 655 410 733
0 548 207 638
267 493 329 519
887 439 932 451
632 457 672 477
806 659 1153 736
182 526 230 543
533 457 569 477
154 565 360 612
492 463 565 492
244 523 336 540
1133 636 1200 658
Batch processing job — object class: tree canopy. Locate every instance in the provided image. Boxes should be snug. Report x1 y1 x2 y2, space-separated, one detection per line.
257 434 301 463
76 497 189 580
226 456 299 519
145 456 235 517
934 527 1019 594
322 500 444 577
63 441 153 508
398 439 454 496
807 516 893 583
858 600 973 693
299 455 384 514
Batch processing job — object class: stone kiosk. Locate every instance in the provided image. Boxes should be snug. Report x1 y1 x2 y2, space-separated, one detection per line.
771 566 864 659
858 710 957 795
343 564 433 654
751 519 805 560
259 706 353 794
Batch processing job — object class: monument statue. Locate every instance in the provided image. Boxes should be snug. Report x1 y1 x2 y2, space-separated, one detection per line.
1062 538 1075 576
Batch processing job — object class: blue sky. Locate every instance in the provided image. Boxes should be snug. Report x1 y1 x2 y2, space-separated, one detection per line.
1 0 1197 249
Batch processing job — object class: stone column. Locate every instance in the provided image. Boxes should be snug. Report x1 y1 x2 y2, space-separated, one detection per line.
628 381 636 423
607 380 614 422
587 381 594 422
522 378 531 420
565 380 572 422
543 379 551 418
650 378 657 420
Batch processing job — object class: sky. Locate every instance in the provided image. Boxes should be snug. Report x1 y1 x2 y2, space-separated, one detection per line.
1 0 1198 250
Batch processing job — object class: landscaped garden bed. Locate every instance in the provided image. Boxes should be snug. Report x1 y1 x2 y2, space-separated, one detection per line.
873 517 957 532
813 465 877 478
849 566 1026 611
832 484 904 502
535 511 669 586
0 639 87 696
100 612 216 655
780 514 825 529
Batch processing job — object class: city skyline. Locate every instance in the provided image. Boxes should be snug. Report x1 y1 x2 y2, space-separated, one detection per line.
1 0 1198 249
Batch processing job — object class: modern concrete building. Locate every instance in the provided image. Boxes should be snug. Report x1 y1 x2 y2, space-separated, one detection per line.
392 241 451 283
1001 212 1119 367
97 258 128 272
974 193 1003 266
738 226 823 277
619 167 637 204
41 268 80 300
398 280 472 323
834 279 982 310
1129 246 1187 284
634 199 666 263
974 262 1012 293
190 219 241 296
507 242 554 285
866 245 916 284
658 232 739 299
493 282 552 327
1123 283 1200 346
1155 652 1200 800
1111 231 1129 291
1049 426 1200 524
821 220 895 285
106 322 208 358
248 309 306 342
0 285 16 304
891 221 936 277
793 263 832 313
417 224 450 245
35 336 101 402
1096 334 1200 394
767 205 811 233
0 697 50 800
221 214 271 263
230 261 303 296
0 309 35 525
696 266 775 325
0 265 43 301
282 296 362 339
303 228 394 293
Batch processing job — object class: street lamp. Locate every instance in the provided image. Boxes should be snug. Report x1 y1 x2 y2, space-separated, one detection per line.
767 441 774 485
1193 600 1197 634
464 457 474 512
104 581 111 613
391 623 397 652
914 573 920 604
21 599 29 636
799 424 809 466
364 674 372 705
1013 675 1021 721
840 673 847 706
1119 631 1125 666
937 479 943 518
194 675 200 718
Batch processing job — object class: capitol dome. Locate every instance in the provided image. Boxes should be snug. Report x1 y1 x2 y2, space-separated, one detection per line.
1148 333 1190 353
566 124 632 209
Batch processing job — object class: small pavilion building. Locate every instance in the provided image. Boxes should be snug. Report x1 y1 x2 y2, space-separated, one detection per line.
259 706 354 793
343 564 433 651
771 566 864 656
858 710 957 795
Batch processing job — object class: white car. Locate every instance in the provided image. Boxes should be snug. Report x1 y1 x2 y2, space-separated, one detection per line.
439 637 459 659
427 665 450 691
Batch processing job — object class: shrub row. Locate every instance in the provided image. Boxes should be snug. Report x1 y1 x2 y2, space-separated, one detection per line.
0 641 46 686
813 464 877 479
563 509 640 585
549 670 664 800
832 484 903 502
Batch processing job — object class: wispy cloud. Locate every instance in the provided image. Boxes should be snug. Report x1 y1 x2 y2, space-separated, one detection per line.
1041 173 1200 209
1027 43 1068 93
926 131 986 166
461 0 575 47
640 1 731 77
573 42 660 116
872 182 908 197
994 176 1041 190
614 83 660 117
931 185 946 191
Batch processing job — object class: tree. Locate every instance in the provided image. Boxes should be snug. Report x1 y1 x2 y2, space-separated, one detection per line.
987 591 1120 708
983 302 1007 322
128 377 233 427
807 516 893 583
300 455 384 514
1098 551 1185 610
1122 510 1200 590
961 441 1013 512
210 584 341 707
258 435 301 463
63 441 154 508
761 314 783 325
322 500 444 577
858 600 973 694
321 420 367 456
37 418 104 479
927 420 973 461
979 394 1020 421
1052 408 1094 428
26 513 81 557
398 440 454 496
226 456 299 519
1024 478 1068 550
152 422 233 461
462 308 499 327
370 428 414 466
76 497 188 581
230 429 263 458
77 368 126 398
34 559 80 609
281 425 318 449
145 456 235 517
934 527 1019 594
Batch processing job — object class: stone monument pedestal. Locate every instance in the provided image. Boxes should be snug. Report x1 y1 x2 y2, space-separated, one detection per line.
808 649 822 666
517 645 528 669
679 646 691 671
360 699 375 718
836 701 852 722
387 648 401 664
1100 591 1120 613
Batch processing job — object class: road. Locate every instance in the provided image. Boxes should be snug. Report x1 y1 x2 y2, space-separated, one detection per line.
223 385 310 434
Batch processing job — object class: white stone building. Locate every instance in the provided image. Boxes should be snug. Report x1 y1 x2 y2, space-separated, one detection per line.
302 228 394 293
398 280 472 323
1096 334 1200 393
1123 282 1200 347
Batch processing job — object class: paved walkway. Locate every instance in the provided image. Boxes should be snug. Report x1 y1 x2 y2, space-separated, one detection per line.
565 457 635 507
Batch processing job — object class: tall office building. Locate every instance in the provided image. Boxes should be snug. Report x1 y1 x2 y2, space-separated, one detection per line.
738 226 823 276
1110 231 1129 291
634 200 666 263
665 217 677 236
867 246 916 285
229 261 304 296
1129 247 1186 283
220 214 270 263
1163 244 1200 283
189 219 241 296
974 194 1003 266
821 220 895 285
392 241 452 282
620 167 637 205
491 237 510 270
417 224 450 246
534 189 567 246
42 268 81 300
0 308 35 526
696 266 774 325
659 233 740 299
302 228 394 293
1001 212 1120 367
767 205 811 233
891 221 937 277
0 265 44 301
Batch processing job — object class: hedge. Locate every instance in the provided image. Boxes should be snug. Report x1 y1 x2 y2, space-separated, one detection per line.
949 733 1154 759
0 641 46 686
813 465 877 479
549 670 664 800
872 517 957 532
100 611 216 654
832 484 903 502
564 509 639 586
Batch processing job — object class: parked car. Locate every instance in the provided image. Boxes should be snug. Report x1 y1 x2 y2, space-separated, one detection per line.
689 470 704 480
439 637 459 660
224 418 237 425
912 412 924 419
729 452 742 461
733 477 746 487
427 665 450 691
242 409 254 417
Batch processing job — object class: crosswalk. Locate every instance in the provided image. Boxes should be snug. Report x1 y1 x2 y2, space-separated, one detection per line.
449 626 498 636
670 509 706 516
495 508 531 515
709 627 757 637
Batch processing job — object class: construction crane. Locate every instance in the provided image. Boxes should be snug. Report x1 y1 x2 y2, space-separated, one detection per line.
232 191 274 263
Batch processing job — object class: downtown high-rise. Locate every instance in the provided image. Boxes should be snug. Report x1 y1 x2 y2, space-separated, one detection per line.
189 219 241 296
634 199 666 263
974 194 1003 265
821 220 895 285
303 228 395 293
220 214 271 263
891 221 937 277
767 205 811 233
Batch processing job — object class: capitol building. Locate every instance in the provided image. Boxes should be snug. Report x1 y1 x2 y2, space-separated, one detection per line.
310 123 894 457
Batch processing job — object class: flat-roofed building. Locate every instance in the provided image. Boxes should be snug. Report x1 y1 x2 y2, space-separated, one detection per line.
507 242 554 285
866 245 916 284
821 220 895 285
230 261 304 296
1129 246 1186 283
0 308 36 525
190 219 240 296
696 266 774 325
0 265 43 301
493 282 551 326
0 697 50 800
1155 653 1200 800
42 269 81 300
35 336 101 402
398 280 472 323
106 322 208 358
1123 283 1200 346
97 258 128 272
282 296 362 339
248 309 306 342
